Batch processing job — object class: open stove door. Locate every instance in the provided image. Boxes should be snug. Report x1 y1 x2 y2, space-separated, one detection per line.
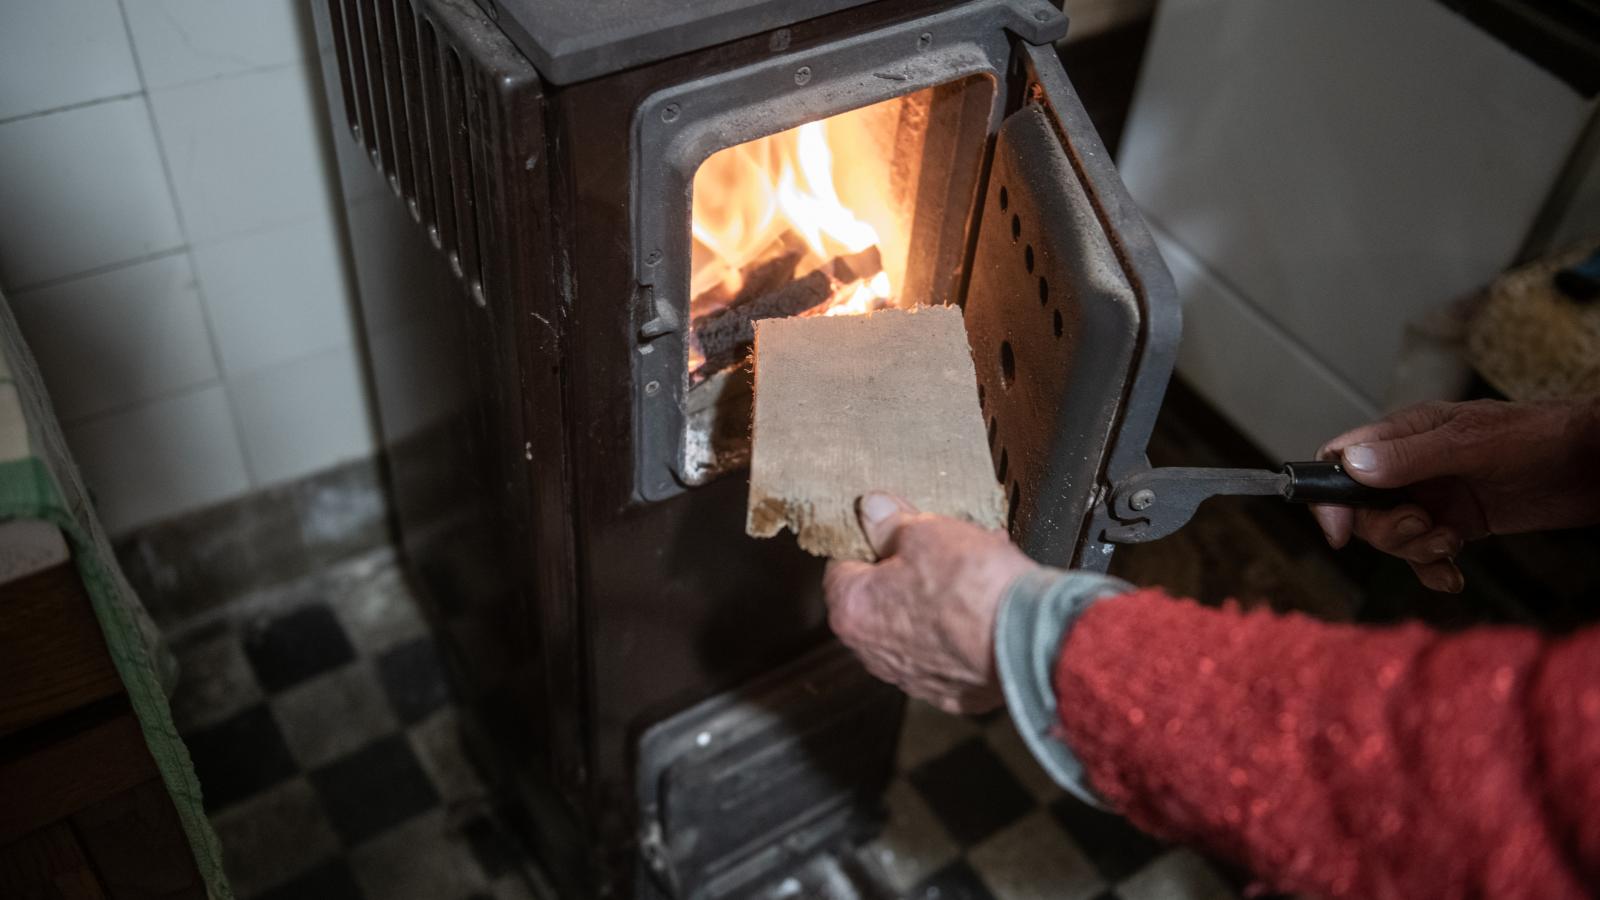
964 42 1182 570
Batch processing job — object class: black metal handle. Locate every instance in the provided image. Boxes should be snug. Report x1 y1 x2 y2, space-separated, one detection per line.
1281 461 1404 507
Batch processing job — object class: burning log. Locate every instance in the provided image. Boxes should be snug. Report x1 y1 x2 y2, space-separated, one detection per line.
690 244 884 378
691 232 809 316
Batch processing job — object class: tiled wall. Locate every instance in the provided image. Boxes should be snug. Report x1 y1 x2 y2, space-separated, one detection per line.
0 0 376 536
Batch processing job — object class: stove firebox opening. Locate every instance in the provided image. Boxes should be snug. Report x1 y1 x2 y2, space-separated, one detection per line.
681 77 991 482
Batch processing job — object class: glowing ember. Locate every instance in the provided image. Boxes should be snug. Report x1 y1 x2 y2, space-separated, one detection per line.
692 118 895 324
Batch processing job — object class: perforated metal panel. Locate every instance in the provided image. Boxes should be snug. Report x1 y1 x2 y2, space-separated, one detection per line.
964 103 1141 566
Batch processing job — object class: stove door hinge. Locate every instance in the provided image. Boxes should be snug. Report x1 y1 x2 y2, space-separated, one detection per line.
638 819 680 895
1099 466 1282 546
1001 0 1068 45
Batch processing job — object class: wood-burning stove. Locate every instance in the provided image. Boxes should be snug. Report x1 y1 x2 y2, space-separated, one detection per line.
309 0 1179 896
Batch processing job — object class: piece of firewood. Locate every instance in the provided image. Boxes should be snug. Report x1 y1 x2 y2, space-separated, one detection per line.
747 305 1006 560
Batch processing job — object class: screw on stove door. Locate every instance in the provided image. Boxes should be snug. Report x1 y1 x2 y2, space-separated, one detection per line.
794 66 812 85
1129 488 1156 511
660 104 680 122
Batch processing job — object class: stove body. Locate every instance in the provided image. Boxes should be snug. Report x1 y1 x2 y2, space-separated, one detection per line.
309 0 1179 896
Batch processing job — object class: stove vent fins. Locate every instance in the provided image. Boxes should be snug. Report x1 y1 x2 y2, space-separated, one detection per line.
324 0 545 308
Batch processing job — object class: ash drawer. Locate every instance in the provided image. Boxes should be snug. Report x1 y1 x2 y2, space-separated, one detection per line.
638 642 905 899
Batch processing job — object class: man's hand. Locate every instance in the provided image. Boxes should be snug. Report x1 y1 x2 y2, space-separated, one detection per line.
1312 399 1600 593
823 493 1038 714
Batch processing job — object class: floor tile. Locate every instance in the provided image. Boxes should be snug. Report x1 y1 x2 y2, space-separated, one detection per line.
209 776 340 897
348 809 491 900
312 734 441 845
378 636 452 725
489 874 539 900
909 859 996 900
966 810 1104 900
983 714 1062 803
253 856 365 900
1115 849 1238 900
168 622 262 733
857 779 961 894
408 707 489 805
327 564 429 655
909 738 1035 848
185 703 298 811
271 661 399 769
1048 794 1167 884
242 602 357 692
897 700 982 771
463 815 520 880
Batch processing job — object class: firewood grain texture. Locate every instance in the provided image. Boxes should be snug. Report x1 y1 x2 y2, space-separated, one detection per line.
747 305 1006 560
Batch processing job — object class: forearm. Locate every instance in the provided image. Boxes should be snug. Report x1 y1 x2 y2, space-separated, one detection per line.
1049 591 1589 898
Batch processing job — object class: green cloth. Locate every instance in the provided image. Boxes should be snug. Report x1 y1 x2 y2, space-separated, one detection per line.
0 294 231 898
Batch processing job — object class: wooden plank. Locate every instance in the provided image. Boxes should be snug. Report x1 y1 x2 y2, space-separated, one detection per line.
0 822 107 900
0 711 156 846
0 561 124 739
73 780 206 900
747 305 1006 560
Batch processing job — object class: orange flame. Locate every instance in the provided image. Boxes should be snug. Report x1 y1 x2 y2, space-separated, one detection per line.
691 119 892 316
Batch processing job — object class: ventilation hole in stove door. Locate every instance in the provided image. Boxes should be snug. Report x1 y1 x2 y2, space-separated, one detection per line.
999 186 1009 211
1008 480 1021 532
987 415 998 449
1038 276 1048 306
999 341 1016 388
1010 214 1021 243
1053 310 1064 338
1024 245 1034 274
977 382 985 408
997 448 1009 483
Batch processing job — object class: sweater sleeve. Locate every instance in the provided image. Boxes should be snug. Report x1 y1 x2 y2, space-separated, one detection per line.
1054 589 1600 900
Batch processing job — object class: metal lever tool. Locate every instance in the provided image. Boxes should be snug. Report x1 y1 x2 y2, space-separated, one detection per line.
1102 461 1403 545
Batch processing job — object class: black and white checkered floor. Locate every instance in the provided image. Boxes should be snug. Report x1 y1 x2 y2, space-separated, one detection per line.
166 550 1242 900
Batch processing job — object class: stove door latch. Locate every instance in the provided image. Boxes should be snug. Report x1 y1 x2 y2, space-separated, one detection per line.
1101 461 1403 545
637 285 680 341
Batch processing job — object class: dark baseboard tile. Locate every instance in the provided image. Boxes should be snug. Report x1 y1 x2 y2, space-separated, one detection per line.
117 457 393 628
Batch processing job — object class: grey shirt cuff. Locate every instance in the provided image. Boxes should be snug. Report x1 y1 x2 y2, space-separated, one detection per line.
994 567 1135 809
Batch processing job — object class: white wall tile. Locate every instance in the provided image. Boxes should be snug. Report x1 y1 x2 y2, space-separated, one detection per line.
150 63 331 242
123 0 307 90
1543 133 1600 255
65 385 251 535
0 97 184 289
11 253 218 423
0 0 142 121
1120 0 1592 405
192 211 355 376
1158 227 1377 462
230 344 375 486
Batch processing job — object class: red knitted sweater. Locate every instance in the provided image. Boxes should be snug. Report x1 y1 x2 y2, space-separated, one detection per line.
1055 589 1600 899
